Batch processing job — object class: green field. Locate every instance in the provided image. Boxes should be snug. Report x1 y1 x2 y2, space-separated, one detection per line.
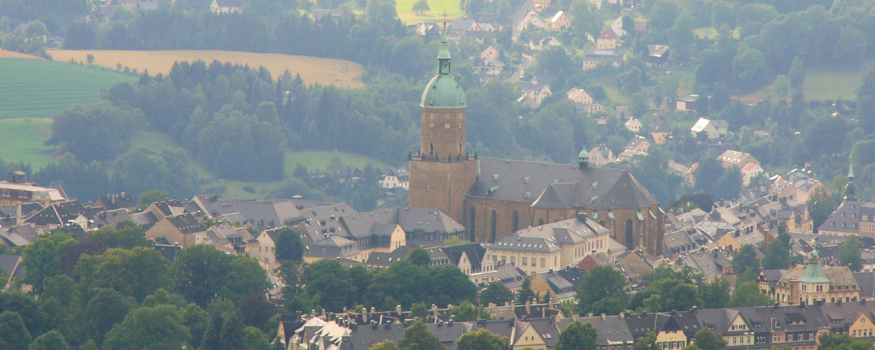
0 119 58 168
396 0 463 25
0 58 137 119
129 131 393 199
802 59 875 100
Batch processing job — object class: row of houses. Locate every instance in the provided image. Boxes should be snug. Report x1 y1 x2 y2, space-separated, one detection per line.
277 299 875 350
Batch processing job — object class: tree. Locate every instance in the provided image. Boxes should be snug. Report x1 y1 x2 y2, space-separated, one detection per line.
83 289 135 346
694 328 726 350
138 189 168 207
457 329 510 350
371 340 400 350
762 229 792 270
714 166 742 200
819 332 875 350
694 157 725 198
732 49 772 92
408 247 431 267
699 277 730 309
219 311 247 350
732 245 760 276
0 311 31 350
29 329 68 350
398 320 445 350
103 305 190 350
480 282 514 306
834 26 867 67
634 332 657 350
51 101 140 162
22 232 77 293
75 247 171 302
808 187 837 233
839 235 863 271
85 221 149 250
517 278 536 303
728 281 772 307
412 0 429 13
789 57 805 88
301 259 356 312
240 293 277 330
274 227 305 263
173 245 270 307
243 326 271 350
577 265 627 315
556 321 598 350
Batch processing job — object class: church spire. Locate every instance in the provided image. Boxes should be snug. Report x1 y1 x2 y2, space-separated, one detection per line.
437 15 451 75
846 156 857 202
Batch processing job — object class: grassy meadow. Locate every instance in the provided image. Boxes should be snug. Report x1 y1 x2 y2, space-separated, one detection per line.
48 50 366 89
0 58 137 119
396 0 463 24
801 59 875 100
0 119 58 169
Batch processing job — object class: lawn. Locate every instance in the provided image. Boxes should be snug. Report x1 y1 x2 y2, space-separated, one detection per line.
129 131 393 199
284 150 393 174
0 119 58 169
48 49 366 89
396 0 463 25
802 59 875 100
0 58 137 119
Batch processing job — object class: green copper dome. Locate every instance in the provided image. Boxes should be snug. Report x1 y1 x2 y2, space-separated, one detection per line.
420 23 465 109
579 149 589 159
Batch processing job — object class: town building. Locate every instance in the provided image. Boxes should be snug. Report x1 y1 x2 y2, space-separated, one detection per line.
0 171 67 207
409 27 665 256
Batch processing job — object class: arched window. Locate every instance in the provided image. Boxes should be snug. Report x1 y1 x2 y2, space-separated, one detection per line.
512 211 520 233
490 210 498 242
429 143 435 157
469 207 476 242
459 142 463 156
538 219 545 226
625 219 634 250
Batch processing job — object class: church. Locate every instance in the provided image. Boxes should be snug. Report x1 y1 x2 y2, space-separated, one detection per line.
409 30 665 256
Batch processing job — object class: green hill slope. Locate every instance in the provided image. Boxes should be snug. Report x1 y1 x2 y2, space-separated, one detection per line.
0 58 137 119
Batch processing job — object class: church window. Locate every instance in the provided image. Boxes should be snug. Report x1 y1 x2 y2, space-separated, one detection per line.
491 210 498 242
469 207 476 240
445 123 450 129
512 211 520 232
541 258 546 267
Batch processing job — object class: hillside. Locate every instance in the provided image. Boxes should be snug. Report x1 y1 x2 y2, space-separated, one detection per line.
48 50 366 89
0 58 137 119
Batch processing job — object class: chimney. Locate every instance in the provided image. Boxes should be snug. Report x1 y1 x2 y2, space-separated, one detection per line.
549 297 554 309
773 303 779 310
511 301 515 310
588 313 593 317
526 300 531 314
432 304 439 319
322 309 327 318
363 307 369 323
601 313 606 320
619 312 625 319
396 305 402 315
573 314 579 322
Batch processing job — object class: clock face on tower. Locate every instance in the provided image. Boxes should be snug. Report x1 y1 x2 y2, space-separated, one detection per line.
441 60 450 73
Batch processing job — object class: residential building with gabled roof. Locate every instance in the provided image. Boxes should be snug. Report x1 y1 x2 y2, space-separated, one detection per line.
192 194 305 229
145 213 206 248
485 213 612 276
25 200 89 234
596 29 620 49
531 266 586 301
210 0 241 14
93 192 137 210
582 48 626 70
550 11 571 31
0 224 38 248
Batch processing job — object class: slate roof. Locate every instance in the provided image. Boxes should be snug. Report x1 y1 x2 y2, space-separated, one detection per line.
571 316 634 346
194 195 305 228
583 48 625 62
854 272 875 298
0 254 23 279
0 225 39 247
439 243 488 271
0 203 43 220
96 193 137 210
130 211 158 230
153 244 181 261
819 201 875 234
166 213 205 234
94 208 133 227
365 247 409 268
25 201 87 226
623 312 670 338
468 158 658 210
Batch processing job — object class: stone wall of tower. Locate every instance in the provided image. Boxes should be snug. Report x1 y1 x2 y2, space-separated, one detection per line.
409 158 477 224
420 107 467 159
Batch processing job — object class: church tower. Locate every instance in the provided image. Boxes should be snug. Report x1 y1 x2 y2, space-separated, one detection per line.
409 23 478 227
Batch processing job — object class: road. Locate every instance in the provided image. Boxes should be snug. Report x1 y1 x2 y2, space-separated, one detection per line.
511 0 533 42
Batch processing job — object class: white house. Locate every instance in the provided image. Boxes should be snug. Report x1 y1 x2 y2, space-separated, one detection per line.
691 117 721 139
210 0 241 14
380 168 409 190
624 118 642 133
741 162 764 187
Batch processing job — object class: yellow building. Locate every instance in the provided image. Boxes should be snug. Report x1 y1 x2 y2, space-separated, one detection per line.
763 252 861 306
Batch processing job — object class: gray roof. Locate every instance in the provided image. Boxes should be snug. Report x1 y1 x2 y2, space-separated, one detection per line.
0 225 38 247
583 48 625 62
468 158 658 210
194 195 305 228
25 201 87 226
0 254 23 280
818 201 875 233
855 272 875 298
166 213 205 234
569 316 634 345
